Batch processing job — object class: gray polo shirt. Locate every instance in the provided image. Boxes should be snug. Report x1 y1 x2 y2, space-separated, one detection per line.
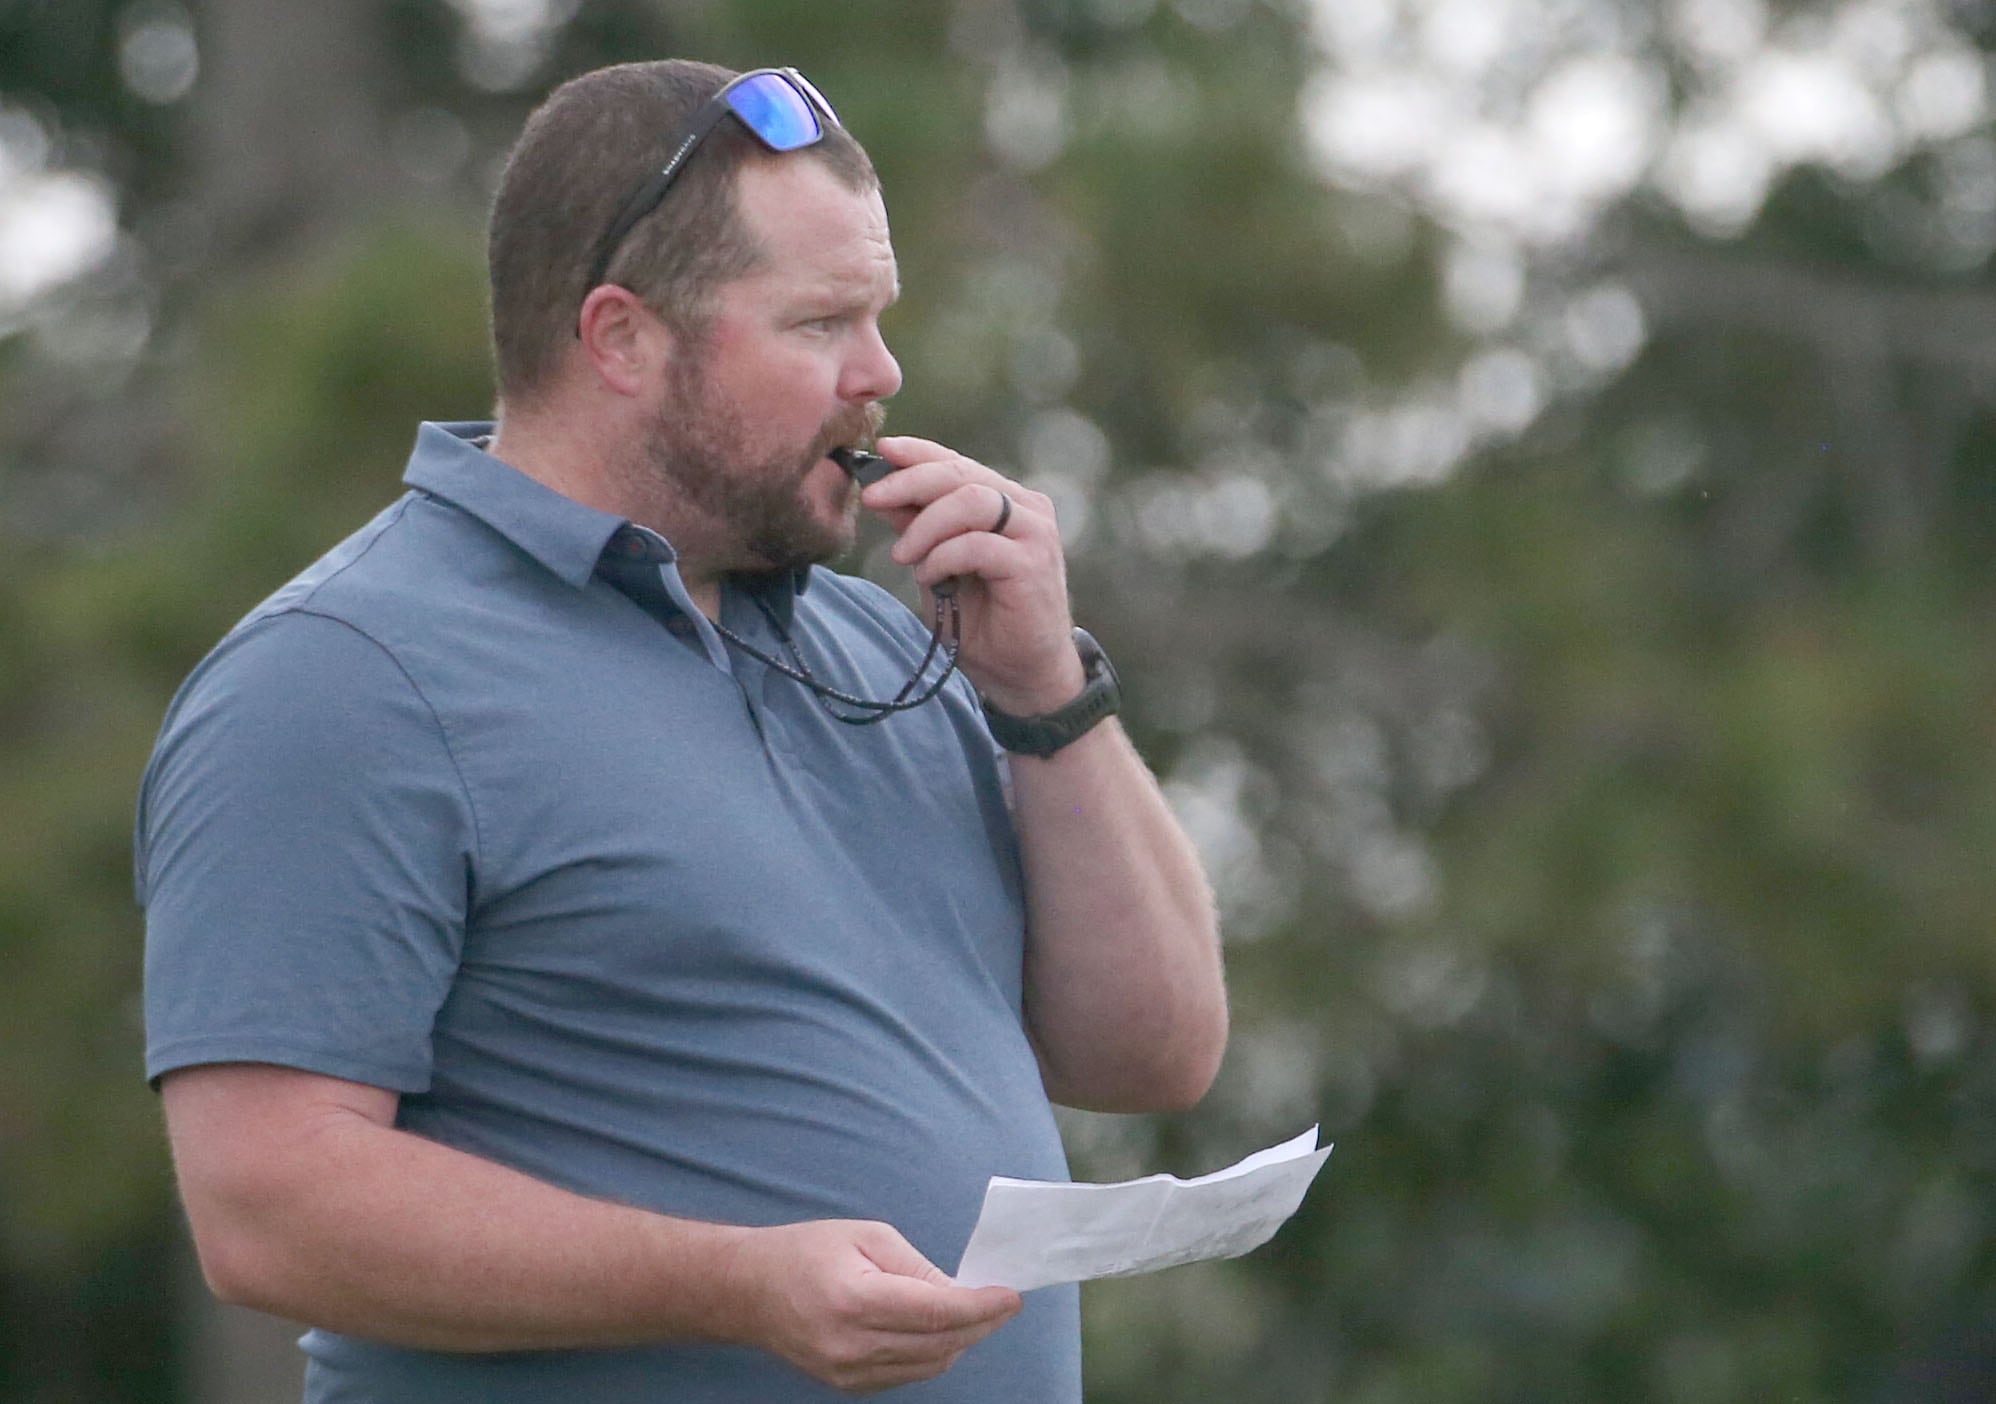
138 422 1080 1402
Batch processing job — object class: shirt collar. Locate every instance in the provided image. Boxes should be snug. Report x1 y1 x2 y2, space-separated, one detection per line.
401 421 626 590
401 420 816 620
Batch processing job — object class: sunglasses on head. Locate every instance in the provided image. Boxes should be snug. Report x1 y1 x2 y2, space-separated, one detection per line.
580 66 841 306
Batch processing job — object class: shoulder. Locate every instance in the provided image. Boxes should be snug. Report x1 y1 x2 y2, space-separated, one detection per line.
166 605 434 743
169 482 516 739
245 490 479 629
138 608 467 874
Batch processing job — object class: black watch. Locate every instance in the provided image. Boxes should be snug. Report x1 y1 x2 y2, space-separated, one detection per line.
981 628 1122 757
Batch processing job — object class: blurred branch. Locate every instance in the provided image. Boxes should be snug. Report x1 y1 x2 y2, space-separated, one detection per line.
1622 243 1996 387
3 0 399 542
188 0 394 261
1622 242 1995 570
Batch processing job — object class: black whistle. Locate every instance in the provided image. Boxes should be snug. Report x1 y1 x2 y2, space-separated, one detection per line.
830 446 894 487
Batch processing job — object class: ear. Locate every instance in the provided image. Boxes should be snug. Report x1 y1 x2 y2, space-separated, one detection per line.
576 284 674 398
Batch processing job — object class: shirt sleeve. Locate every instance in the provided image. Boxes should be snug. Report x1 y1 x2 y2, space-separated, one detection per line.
137 609 478 1092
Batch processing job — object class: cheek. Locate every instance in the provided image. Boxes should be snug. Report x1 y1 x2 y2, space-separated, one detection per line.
728 332 831 385
695 335 846 447
762 357 846 431
776 342 845 396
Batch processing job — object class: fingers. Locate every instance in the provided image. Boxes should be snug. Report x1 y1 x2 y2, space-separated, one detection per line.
734 1219 1023 1394
860 434 1080 705
845 1222 1021 1339
898 485 1037 585
862 453 1050 577
815 1285 1021 1390
863 437 1026 515
851 1218 956 1286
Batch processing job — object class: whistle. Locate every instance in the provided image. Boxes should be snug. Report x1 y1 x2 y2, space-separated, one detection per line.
830 446 895 487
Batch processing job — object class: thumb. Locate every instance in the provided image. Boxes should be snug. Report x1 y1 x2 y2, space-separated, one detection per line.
851 1222 953 1286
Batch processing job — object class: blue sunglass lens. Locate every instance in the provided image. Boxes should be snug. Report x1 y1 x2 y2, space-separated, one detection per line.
726 74 822 151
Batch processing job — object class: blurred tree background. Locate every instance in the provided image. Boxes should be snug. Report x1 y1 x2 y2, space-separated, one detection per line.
4 0 1995 1399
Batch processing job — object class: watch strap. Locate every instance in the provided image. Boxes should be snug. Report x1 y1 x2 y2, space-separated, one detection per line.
981 627 1121 757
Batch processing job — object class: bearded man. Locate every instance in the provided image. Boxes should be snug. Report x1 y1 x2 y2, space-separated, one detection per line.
138 59 1227 1403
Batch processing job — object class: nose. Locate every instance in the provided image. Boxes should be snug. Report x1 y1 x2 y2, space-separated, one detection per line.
842 320 902 404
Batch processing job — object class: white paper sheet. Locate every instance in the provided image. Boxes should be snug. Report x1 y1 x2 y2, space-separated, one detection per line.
952 1127 1333 1292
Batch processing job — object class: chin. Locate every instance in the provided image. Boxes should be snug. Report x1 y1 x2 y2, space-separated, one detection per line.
748 518 855 577
809 519 861 567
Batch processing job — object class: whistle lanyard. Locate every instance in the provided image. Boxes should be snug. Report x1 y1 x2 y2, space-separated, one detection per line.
710 589 961 726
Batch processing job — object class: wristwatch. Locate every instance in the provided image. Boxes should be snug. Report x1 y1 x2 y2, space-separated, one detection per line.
982 627 1122 757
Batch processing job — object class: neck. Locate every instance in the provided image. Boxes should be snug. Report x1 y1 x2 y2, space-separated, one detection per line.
490 403 732 620
488 407 622 520
681 573 724 621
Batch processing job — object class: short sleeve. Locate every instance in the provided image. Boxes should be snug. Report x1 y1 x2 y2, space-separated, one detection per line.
138 610 478 1091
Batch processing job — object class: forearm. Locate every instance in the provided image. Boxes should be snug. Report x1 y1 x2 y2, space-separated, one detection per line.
164 1064 1021 1388
856 439 1227 1107
172 1075 752 1352
1010 719 1228 1112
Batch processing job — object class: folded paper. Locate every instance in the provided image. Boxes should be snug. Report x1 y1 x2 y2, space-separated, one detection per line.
952 1127 1333 1292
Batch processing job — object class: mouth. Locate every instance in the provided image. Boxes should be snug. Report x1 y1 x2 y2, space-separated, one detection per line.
813 404 888 468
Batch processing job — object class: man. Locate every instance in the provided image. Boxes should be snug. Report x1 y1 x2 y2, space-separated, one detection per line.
139 59 1227 1401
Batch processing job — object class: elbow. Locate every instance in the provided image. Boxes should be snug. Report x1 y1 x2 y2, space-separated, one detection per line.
1052 994 1230 1114
187 1217 282 1313
1143 1071 1212 1116
1153 999 1230 1112
178 1176 313 1318
1135 904 1229 1112
1162 901 1229 1110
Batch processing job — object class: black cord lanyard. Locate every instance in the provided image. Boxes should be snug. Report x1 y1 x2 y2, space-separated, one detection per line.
594 525 959 726
709 589 962 726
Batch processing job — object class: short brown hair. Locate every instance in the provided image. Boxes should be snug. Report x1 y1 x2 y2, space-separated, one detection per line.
487 60 878 404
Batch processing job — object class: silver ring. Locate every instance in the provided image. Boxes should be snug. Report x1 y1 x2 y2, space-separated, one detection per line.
992 491 1014 537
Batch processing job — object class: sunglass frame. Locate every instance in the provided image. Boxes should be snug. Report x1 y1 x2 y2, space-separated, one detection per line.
580 67 840 304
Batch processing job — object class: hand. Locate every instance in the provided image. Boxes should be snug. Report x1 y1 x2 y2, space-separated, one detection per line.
861 436 1085 714
723 1218 1024 1394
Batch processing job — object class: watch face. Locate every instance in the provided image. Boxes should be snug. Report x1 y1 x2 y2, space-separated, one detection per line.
1073 628 1117 688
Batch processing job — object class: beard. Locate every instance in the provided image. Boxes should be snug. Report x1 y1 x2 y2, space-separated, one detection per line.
635 353 886 578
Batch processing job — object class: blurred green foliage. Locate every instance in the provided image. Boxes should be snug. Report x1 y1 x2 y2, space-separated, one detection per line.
5 1 1996 1401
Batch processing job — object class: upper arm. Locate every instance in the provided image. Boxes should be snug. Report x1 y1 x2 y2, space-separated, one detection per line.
159 1061 400 1291
162 1061 399 1178
139 610 477 1093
